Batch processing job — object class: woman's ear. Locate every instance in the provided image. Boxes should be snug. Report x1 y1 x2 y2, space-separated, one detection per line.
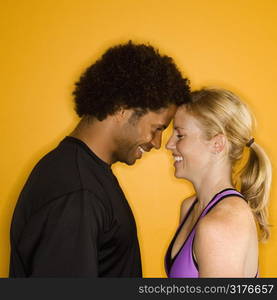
211 134 226 154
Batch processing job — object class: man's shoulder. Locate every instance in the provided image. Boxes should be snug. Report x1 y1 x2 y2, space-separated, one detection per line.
31 137 105 187
20 139 111 213
29 141 82 191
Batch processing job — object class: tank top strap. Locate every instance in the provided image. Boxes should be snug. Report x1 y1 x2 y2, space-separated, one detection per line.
201 188 245 218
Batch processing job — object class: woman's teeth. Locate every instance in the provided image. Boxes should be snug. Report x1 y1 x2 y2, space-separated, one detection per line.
174 156 183 162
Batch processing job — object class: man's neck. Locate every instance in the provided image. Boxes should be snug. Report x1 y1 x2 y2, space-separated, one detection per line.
69 117 116 165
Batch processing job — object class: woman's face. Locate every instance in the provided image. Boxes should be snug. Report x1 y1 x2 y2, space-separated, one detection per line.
166 106 214 181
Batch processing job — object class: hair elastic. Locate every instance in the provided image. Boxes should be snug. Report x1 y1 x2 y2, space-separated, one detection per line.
246 137 255 147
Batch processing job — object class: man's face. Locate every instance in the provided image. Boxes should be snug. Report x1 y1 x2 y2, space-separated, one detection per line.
114 105 177 165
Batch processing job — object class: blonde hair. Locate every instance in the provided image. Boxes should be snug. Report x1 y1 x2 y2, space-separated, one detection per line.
186 88 272 241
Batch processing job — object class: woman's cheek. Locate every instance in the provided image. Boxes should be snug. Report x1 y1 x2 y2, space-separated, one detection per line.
176 140 186 153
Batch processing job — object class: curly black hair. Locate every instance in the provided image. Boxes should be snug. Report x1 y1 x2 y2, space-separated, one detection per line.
73 41 191 120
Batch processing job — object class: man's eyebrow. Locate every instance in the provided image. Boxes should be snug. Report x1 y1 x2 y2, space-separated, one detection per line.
153 124 167 129
174 126 185 130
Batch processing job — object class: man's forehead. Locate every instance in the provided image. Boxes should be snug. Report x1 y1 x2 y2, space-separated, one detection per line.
151 114 174 127
149 107 176 118
139 106 176 127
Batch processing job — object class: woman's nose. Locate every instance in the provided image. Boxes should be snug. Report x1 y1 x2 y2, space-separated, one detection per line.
166 135 175 151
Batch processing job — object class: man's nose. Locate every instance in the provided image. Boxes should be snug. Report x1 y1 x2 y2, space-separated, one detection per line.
151 132 162 150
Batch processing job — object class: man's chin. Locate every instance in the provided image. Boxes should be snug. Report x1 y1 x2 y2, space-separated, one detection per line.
117 151 142 165
116 156 136 166
125 158 137 166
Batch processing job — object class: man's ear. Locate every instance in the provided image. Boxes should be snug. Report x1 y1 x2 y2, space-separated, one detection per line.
211 134 227 154
113 108 132 123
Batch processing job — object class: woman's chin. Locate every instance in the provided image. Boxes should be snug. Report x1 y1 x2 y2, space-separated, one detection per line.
174 168 193 181
174 170 186 179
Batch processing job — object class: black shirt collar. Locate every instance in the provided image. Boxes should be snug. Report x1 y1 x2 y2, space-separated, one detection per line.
61 136 111 170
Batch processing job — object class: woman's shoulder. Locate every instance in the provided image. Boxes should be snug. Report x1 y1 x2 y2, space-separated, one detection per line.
196 195 256 242
209 195 254 222
194 196 258 277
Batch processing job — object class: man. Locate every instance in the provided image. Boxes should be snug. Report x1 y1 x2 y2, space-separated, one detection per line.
9 41 191 277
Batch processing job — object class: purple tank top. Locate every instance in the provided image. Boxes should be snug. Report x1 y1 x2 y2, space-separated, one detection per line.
165 188 247 278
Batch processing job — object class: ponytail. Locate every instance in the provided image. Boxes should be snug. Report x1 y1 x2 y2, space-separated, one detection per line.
188 87 272 241
240 143 272 241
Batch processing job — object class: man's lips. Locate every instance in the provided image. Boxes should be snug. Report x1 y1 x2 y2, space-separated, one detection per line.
138 146 152 153
138 146 145 154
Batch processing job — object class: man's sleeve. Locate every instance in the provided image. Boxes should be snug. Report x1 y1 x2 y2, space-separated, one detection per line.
29 189 106 277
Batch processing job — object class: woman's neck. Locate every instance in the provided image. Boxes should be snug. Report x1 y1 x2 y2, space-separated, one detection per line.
192 164 234 210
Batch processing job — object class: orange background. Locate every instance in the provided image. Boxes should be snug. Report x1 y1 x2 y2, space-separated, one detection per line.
1 0 277 277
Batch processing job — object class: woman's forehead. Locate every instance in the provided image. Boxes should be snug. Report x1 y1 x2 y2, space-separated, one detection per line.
174 107 203 132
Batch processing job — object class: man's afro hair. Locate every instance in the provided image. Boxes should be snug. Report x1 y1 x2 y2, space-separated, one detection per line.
73 41 191 120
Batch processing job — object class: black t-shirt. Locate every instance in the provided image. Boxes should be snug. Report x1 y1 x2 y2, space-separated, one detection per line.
9 136 142 277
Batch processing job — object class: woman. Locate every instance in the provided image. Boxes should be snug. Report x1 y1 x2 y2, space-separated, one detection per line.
165 88 272 278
